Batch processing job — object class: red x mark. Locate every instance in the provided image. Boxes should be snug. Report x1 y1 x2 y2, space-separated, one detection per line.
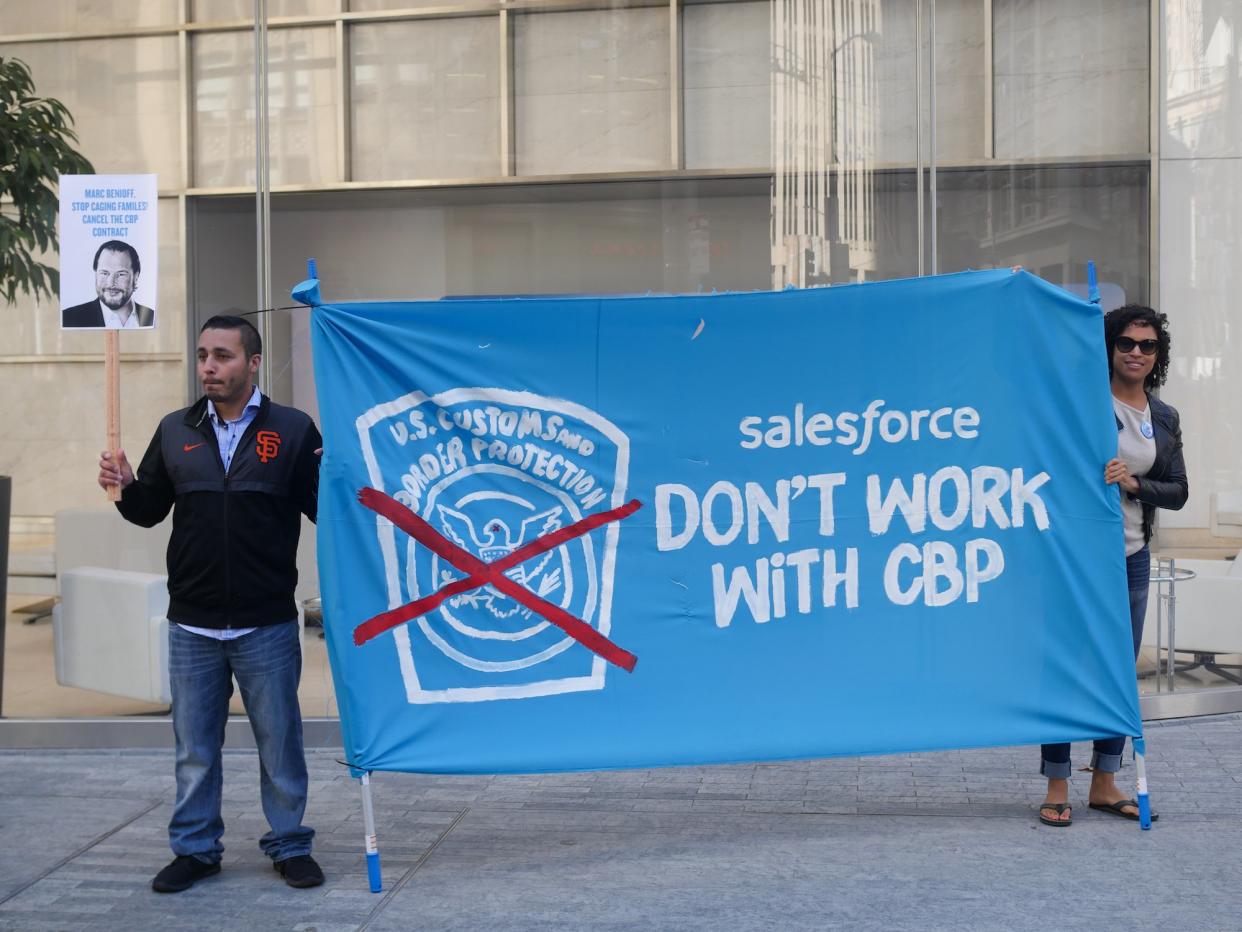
353 487 640 672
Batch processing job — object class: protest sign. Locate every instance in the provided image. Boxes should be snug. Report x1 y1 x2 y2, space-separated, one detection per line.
58 173 157 330
308 269 1141 775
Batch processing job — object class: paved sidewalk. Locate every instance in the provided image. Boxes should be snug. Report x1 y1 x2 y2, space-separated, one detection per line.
2 714 1241 931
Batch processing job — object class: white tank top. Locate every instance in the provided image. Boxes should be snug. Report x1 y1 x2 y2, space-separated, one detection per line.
1114 398 1157 555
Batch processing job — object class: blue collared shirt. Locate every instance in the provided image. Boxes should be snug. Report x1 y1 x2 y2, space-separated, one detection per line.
207 385 262 474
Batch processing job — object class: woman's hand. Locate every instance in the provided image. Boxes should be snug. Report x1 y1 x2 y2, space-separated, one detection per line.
1105 458 1140 494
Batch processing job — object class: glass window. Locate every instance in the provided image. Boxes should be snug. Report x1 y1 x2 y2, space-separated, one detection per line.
514 8 671 175
350 17 502 182
4 36 183 184
994 0 1149 158
1164 1 1242 159
193 27 340 187
1159 4 1242 531
937 163 1150 301
683 0 770 169
0 0 181 34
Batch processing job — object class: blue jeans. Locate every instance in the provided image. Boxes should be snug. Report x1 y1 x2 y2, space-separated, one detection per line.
168 620 314 864
1041 546 1150 778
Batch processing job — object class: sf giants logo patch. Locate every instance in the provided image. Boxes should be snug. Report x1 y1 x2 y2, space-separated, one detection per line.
255 430 281 463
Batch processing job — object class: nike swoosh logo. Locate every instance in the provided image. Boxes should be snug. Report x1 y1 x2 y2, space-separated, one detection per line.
183 442 205 452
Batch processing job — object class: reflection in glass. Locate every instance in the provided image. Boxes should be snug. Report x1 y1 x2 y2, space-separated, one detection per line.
771 0 881 287
1160 3 1242 531
193 27 339 187
1165 3 1242 158
938 164 1149 302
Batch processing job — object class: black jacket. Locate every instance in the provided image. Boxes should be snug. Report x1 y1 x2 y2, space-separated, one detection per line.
1118 392 1188 544
116 394 321 629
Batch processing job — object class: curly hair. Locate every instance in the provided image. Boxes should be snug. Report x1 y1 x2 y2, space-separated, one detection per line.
1103 304 1171 391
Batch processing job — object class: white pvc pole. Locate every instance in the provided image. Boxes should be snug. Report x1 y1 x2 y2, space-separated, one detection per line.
360 772 383 890
1133 737 1153 830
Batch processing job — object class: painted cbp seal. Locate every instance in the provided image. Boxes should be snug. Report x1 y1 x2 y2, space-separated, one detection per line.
356 388 630 703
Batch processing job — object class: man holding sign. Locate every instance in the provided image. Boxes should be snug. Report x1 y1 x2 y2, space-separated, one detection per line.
98 316 324 893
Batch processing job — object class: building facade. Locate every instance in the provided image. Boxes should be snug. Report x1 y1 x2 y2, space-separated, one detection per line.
0 2 1239 720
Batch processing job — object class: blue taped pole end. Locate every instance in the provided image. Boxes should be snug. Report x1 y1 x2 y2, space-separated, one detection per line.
1133 736 1146 756
308 257 318 280
366 851 382 892
1138 794 1152 830
1087 260 1100 306
291 277 321 307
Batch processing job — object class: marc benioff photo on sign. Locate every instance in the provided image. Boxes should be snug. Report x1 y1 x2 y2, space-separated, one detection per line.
61 239 155 330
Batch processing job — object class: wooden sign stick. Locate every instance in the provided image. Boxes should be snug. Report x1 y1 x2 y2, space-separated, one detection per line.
104 330 121 502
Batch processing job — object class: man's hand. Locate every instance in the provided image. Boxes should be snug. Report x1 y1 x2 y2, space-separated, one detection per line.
1104 457 1140 494
99 449 135 492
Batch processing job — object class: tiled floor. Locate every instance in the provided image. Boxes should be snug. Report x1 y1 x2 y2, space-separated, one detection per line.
2 716 1242 931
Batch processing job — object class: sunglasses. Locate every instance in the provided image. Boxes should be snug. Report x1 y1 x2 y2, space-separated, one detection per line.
1115 336 1159 356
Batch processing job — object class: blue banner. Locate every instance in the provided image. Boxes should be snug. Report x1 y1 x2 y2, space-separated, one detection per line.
308 269 1141 775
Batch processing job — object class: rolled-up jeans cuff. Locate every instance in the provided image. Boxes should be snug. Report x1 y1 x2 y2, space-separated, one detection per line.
1040 758 1071 780
1090 750 1123 773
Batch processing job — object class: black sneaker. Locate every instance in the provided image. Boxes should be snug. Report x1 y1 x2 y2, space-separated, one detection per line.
274 854 325 888
151 855 221 893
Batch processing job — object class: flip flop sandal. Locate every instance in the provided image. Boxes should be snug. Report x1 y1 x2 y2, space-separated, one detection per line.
1088 799 1159 822
1038 802 1073 826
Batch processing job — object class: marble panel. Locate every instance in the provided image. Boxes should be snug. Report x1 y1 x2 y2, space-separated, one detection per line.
0 360 185 517
515 8 670 175
0 0 180 33
518 89 671 176
1158 156 1242 529
193 27 339 187
683 1 769 169
351 18 502 182
993 0 1149 158
2 198 186 358
192 0 339 20
4 36 183 183
1163 0 1242 159
350 0 466 9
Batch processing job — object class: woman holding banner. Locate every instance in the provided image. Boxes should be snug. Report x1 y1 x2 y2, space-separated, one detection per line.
1038 304 1188 827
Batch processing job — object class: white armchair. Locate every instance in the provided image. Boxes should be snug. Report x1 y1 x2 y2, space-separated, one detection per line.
1142 549 1242 684
53 567 171 703
50 509 319 704
1210 491 1242 539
